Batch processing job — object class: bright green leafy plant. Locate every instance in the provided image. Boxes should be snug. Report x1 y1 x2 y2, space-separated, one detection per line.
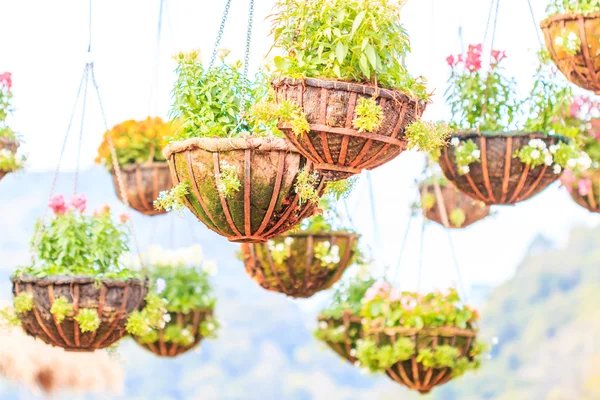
50 296 74 324
269 0 429 99
154 182 191 213
546 0 600 15
0 72 25 174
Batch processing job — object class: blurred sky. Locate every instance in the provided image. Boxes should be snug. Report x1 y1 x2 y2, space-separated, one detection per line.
1 0 599 299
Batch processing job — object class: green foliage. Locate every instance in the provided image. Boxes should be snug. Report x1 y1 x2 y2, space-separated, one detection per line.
352 98 383 133
547 0 600 15
267 238 294 264
253 100 310 136
125 311 149 337
405 120 451 156
449 208 467 228
356 337 415 372
170 50 278 140
320 276 375 319
0 149 25 172
0 308 21 326
215 161 241 199
514 139 588 172
125 292 168 337
314 241 341 268
451 138 481 175
422 193 436 211
294 167 321 205
154 182 190 212
269 0 430 99
314 323 348 343
325 177 358 200
199 318 220 339
50 296 74 324
13 292 33 314
74 308 100 333
417 345 460 369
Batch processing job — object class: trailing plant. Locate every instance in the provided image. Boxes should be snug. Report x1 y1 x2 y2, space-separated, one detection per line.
252 99 310 136
352 98 384 133
170 50 279 140
0 72 15 139
269 0 430 99
405 120 451 157
125 292 169 337
0 148 25 172
295 167 321 205
95 117 178 169
154 182 191 213
215 161 241 199
13 292 33 314
50 297 74 324
546 0 600 15
74 309 100 333
129 245 219 345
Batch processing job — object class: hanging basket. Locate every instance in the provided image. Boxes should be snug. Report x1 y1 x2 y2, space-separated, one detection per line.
316 311 362 364
164 137 324 243
439 132 565 205
272 78 427 180
240 231 359 298
134 309 213 357
371 326 477 394
420 183 490 228
112 162 172 216
541 13 600 93
0 138 19 181
12 276 148 352
564 170 600 213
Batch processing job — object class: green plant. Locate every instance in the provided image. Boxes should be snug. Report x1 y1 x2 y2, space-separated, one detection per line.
0 149 25 172
449 208 467 228
314 241 341 268
267 237 294 264
295 167 321 205
170 50 278 140
547 0 600 15
405 120 451 156
269 0 429 100
356 337 415 371
125 292 168 337
352 98 384 133
450 138 481 175
320 276 375 320
154 182 191 212
325 177 358 200
215 161 241 199
514 138 590 173
50 296 74 324
253 99 310 136
0 72 15 138
74 308 100 333
13 292 33 314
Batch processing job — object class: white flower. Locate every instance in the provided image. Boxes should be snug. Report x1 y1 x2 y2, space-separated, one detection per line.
567 158 577 168
549 145 558 154
578 153 592 171
567 32 578 42
353 361 361 368
202 260 218 276
349 349 357 357
553 164 562 174
206 322 216 331
284 237 294 246
318 321 328 330
530 149 541 160
450 137 460 147
163 313 171 323
472 149 481 159
460 165 470 174
554 36 564 46
156 278 166 293
0 149 12 157
544 154 553 166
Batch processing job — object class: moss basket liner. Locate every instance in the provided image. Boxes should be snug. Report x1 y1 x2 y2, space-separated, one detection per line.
420 183 490 229
566 170 600 213
541 12 600 94
439 132 566 205
317 311 362 364
12 275 148 352
367 326 477 394
240 231 359 298
164 137 324 243
272 78 427 180
133 309 213 357
112 162 173 217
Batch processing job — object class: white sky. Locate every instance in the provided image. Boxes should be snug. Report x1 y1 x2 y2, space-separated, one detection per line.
1 0 598 297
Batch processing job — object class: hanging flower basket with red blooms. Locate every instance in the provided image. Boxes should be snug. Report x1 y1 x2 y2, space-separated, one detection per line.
0 72 25 181
261 0 453 180
541 2 600 93
439 44 590 205
96 118 176 216
160 51 325 243
356 283 487 394
419 175 490 229
240 194 361 297
7 195 168 352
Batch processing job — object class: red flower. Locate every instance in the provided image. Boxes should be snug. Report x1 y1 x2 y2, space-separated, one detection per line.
68 194 87 214
49 195 67 215
446 55 457 68
491 49 507 65
464 44 483 72
0 72 12 91
119 213 130 223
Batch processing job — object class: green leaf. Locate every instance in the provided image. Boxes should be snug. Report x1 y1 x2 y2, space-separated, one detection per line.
333 64 341 78
335 42 347 64
365 44 377 69
351 11 366 37
359 54 371 79
274 56 291 72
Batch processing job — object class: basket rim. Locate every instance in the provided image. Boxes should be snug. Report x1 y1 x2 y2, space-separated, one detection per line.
272 76 430 105
450 131 568 142
274 231 360 239
11 274 148 287
540 11 600 27
318 311 362 324
367 325 478 337
114 160 170 172
163 136 299 159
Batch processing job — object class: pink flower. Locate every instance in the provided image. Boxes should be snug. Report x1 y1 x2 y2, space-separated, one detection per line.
68 194 87 214
400 295 417 311
578 178 592 196
49 195 67 215
119 213 130 223
446 55 457 68
560 170 576 194
465 44 483 72
0 72 12 91
389 288 402 302
363 280 391 301
491 49 507 65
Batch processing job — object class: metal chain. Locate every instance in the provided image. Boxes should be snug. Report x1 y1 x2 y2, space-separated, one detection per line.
73 64 91 195
482 0 497 49
238 0 255 121
208 0 233 69
31 65 90 261
89 64 146 273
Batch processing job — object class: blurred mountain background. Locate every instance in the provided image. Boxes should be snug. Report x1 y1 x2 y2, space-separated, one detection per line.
0 168 599 400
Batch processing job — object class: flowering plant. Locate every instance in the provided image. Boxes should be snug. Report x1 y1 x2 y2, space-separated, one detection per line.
128 245 219 346
95 117 176 169
355 282 486 376
15 194 136 279
269 0 429 100
0 72 16 140
547 0 600 15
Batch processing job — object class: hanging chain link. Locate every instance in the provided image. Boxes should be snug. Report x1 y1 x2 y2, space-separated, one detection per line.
238 0 255 121
208 0 233 69
31 64 90 262
89 64 146 273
